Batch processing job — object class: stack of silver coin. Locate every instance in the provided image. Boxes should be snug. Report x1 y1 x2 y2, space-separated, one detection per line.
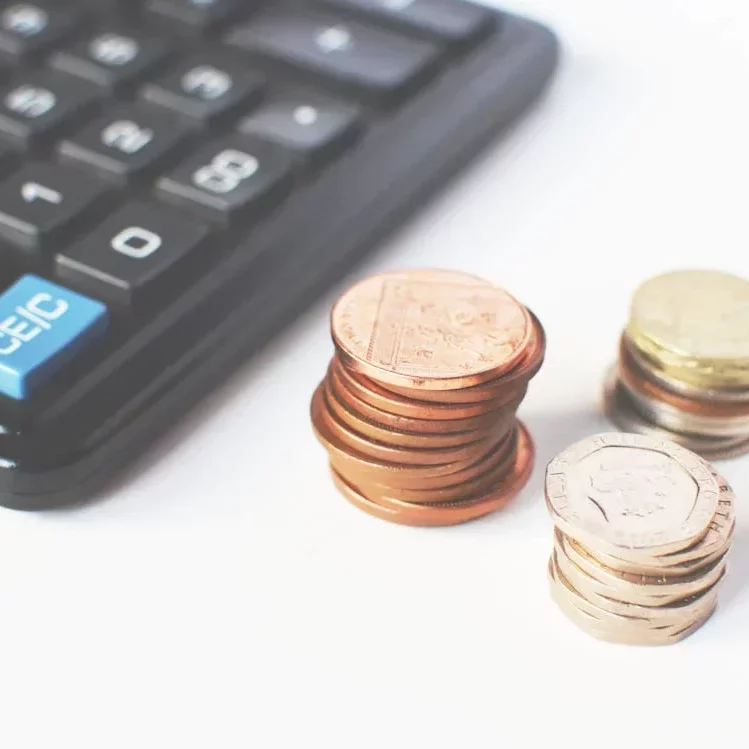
545 433 734 645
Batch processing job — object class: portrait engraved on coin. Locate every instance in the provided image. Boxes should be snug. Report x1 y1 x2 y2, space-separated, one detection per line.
576 447 696 530
545 434 720 554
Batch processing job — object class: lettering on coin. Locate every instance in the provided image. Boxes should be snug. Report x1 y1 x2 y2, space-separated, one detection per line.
545 433 720 553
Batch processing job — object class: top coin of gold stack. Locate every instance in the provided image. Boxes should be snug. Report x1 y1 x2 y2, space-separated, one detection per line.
604 269 749 459
310 269 545 526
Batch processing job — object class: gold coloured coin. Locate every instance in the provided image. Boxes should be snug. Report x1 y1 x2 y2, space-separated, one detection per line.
627 269 749 389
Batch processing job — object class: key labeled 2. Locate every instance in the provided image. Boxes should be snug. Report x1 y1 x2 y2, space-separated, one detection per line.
59 105 189 184
156 134 293 224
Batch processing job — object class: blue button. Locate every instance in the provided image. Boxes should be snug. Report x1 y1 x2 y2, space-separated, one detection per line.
0 275 107 400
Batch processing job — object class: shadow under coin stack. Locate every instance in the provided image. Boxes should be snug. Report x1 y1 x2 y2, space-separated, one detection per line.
311 269 545 526
605 270 749 459
545 433 734 646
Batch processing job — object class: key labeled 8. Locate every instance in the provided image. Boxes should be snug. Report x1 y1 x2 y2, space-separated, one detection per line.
192 149 259 194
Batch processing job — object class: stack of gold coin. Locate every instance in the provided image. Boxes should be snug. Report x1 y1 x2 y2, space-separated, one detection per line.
545 433 734 646
604 269 749 459
310 269 545 526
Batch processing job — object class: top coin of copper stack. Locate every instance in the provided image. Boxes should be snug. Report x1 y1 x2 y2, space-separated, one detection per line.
604 269 749 460
310 269 545 526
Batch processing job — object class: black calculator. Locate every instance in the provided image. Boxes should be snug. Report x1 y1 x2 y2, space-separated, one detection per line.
0 0 558 509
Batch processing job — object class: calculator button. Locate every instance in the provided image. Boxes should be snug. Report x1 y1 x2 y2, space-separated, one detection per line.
59 106 189 184
55 202 211 311
0 163 106 253
49 28 172 91
319 0 495 44
0 274 107 400
156 135 293 225
237 90 360 169
0 71 99 148
225 8 441 103
144 0 243 32
140 53 264 125
0 2 79 59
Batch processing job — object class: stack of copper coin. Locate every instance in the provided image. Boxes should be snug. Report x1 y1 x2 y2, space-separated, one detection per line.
310 269 545 526
604 269 749 459
545 433 734 646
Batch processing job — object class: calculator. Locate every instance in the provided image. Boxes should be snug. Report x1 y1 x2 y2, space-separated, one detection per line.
0 0 559 510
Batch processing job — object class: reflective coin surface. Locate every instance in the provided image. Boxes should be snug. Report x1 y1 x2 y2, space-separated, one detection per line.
545 433 720 556
331 269 531 390
628 269 749 387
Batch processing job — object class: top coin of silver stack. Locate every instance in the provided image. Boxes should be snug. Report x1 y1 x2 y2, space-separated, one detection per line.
604 269 749 459
545 432 734 646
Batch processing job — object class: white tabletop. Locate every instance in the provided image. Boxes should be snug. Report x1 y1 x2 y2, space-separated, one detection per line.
3 1 749 747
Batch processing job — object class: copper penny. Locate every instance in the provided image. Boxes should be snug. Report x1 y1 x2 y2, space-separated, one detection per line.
311 388 503 487
368 429 519 504
332 356 523 420
620 336 749 418
323 373 502 448
330 422 535 526
329 361 520 435
325 426 512 492
314 384 502 466
331 269 532 390
380 312 545 403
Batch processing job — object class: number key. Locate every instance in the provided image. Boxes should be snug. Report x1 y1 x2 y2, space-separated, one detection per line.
59 106 189 184
0 71 99 148
50 28 172 92
0 2 80 59
155 135 293 225
140 52 264 125
55 202 212 312
0 163 108 255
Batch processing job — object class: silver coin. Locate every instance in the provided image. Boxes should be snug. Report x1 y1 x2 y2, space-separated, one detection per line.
618 367 749 438
545 430 720 559
602 367 749 460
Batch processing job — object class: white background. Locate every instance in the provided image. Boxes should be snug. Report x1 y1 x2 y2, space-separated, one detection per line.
2 1 749 747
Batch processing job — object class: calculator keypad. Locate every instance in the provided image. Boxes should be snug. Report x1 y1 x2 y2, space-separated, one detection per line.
0 0 482 406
